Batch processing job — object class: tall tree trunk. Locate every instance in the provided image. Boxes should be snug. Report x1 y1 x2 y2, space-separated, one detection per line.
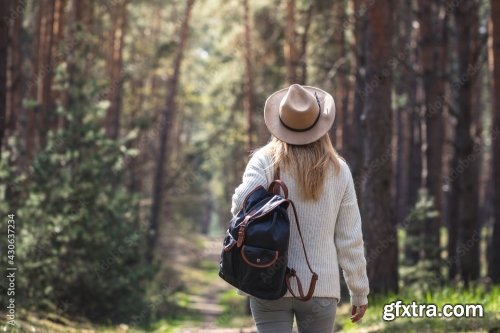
6 0 23 142
0 0 9 155
489 0 500 283
406 104 423 263
394 0 421 264
417 0 447 275
38 0 56 148
26 1 43 160
298 4 312 85
65 0 90 113
349 0 366 197
105 0 128 140
284 0 298 84
4 0 24 209
340 0 352 157
147 0 196 263
361 0 398 293
451 0 480 283
331 0 345 153
51 0 67 132
242 0 254 152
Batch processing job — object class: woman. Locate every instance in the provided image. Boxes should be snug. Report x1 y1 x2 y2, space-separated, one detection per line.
230 84 369 333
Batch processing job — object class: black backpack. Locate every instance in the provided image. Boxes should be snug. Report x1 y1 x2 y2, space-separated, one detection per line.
218 171 318 301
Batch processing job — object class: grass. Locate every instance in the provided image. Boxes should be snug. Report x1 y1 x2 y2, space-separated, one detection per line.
336 285 500 333
8 232 500 332
8 285 500 332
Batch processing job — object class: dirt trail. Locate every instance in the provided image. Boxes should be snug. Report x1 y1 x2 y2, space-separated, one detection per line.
176 236 257 333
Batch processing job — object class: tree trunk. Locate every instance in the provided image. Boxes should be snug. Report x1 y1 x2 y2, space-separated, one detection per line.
26 1 43 160
298 4 312 85
349 0 366 197
6 0 23 142
451 0 480 283
489 0 500 283
0 0 9 155
242 0 254 152
340 0 352 158
38 0 56 148
361 0 398 293
417 0 447 275
331 0 345 153
394 0 421 264
148 0 196 263
406 104 423 263
65 0 90 113
284 0 298 84
105 0 128 140
51 0 67 132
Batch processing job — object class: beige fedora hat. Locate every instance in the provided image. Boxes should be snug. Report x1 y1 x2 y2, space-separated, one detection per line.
264 84 336 145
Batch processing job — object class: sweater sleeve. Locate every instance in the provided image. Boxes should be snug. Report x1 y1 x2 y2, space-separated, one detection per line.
230 150 271 216
334 165 370 306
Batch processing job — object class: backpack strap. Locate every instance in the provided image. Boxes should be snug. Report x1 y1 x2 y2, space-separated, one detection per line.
270 165 318 301
285 200 318 301
268 166 288 198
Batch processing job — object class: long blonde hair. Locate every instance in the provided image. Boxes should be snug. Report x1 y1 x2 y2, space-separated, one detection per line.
260 134 342 201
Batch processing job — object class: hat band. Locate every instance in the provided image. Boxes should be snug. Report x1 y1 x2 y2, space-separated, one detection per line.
279 111 321 132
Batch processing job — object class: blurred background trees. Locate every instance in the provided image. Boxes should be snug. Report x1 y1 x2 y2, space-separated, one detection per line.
0 0 499 329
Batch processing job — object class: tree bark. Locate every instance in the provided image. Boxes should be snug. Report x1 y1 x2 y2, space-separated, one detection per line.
406 104 423 263
242 0 254 152
38 0 56 148
26 1 43 160
148 0 196 263
0 0 9 155
394 0 421 264
361 0 398 293
417 0 447 275
51 0 67 131
298 4 312 85
350 0 366 197
105 0 128 140
450 0 480 283
6 0 23 142
339 0 352 157
489 0 500 283
284 0 298 84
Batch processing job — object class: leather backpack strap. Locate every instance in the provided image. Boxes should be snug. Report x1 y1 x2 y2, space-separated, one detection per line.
269 166 289 198
285 200 318 301
270 165 318 301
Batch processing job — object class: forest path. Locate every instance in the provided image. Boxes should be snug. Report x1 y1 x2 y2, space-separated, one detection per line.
174 236 257 333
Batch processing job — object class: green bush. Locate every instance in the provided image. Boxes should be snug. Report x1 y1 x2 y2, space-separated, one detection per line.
0 48 155 322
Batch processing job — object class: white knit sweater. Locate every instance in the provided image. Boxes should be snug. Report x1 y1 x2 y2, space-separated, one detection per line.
231 148 369 306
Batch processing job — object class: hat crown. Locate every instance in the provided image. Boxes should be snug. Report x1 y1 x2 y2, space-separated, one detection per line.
263 84 335 145
279 84 320 131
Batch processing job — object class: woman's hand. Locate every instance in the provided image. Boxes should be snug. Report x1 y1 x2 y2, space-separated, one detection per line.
351 304 368 323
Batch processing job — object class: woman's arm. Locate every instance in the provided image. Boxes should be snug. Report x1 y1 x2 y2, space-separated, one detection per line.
334 165 370 307
231 150 271 216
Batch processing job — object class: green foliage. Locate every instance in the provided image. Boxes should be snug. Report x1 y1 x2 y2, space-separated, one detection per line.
338 284 500 332
400 188 442 288
16 100 153 322
0 37 155 321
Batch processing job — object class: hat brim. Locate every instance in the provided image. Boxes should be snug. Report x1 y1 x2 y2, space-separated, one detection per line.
264 86 336 145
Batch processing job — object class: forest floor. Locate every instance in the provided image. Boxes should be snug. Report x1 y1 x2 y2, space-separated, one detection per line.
4 234 500 332
165 235 257 333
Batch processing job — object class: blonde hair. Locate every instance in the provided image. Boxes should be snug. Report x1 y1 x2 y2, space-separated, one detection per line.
260 134 342 201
